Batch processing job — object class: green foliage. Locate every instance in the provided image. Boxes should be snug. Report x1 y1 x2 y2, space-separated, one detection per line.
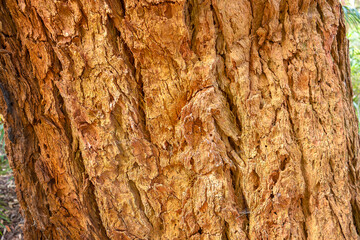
0 119 9 175
0 118 10 235
344 5 360 128
0 201 10 235
344 6 360 29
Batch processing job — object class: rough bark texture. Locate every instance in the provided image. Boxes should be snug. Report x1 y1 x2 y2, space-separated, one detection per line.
0 0 359 239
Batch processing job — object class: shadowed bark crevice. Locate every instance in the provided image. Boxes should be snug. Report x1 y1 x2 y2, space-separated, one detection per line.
106 12 151 143
84 176 111 240
127 179 152 228
184 0 195 52
210 2 245 140
352 200 360 234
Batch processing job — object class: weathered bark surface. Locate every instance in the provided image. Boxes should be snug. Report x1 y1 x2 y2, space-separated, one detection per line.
0 0 359 239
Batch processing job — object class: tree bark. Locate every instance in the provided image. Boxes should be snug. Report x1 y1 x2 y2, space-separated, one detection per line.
0 0 359 239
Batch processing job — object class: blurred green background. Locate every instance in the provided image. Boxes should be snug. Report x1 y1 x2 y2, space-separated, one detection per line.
345 1 360 127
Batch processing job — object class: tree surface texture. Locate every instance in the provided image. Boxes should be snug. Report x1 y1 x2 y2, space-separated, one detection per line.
0 0 359 239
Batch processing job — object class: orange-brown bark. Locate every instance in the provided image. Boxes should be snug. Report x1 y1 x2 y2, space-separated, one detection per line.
0 0 359 239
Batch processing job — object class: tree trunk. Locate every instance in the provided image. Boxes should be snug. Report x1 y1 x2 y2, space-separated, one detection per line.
0 0 359 239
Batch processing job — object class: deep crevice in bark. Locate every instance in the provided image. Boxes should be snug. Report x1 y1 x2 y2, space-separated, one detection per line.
85 176 111 240
184 0 195 51
210 3 244 141
107 15 149 139
352 200 360 234
134 67 152 141
128 179 146 213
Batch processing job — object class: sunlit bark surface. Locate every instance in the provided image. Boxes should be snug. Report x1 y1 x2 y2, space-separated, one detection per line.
0 0 360 239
